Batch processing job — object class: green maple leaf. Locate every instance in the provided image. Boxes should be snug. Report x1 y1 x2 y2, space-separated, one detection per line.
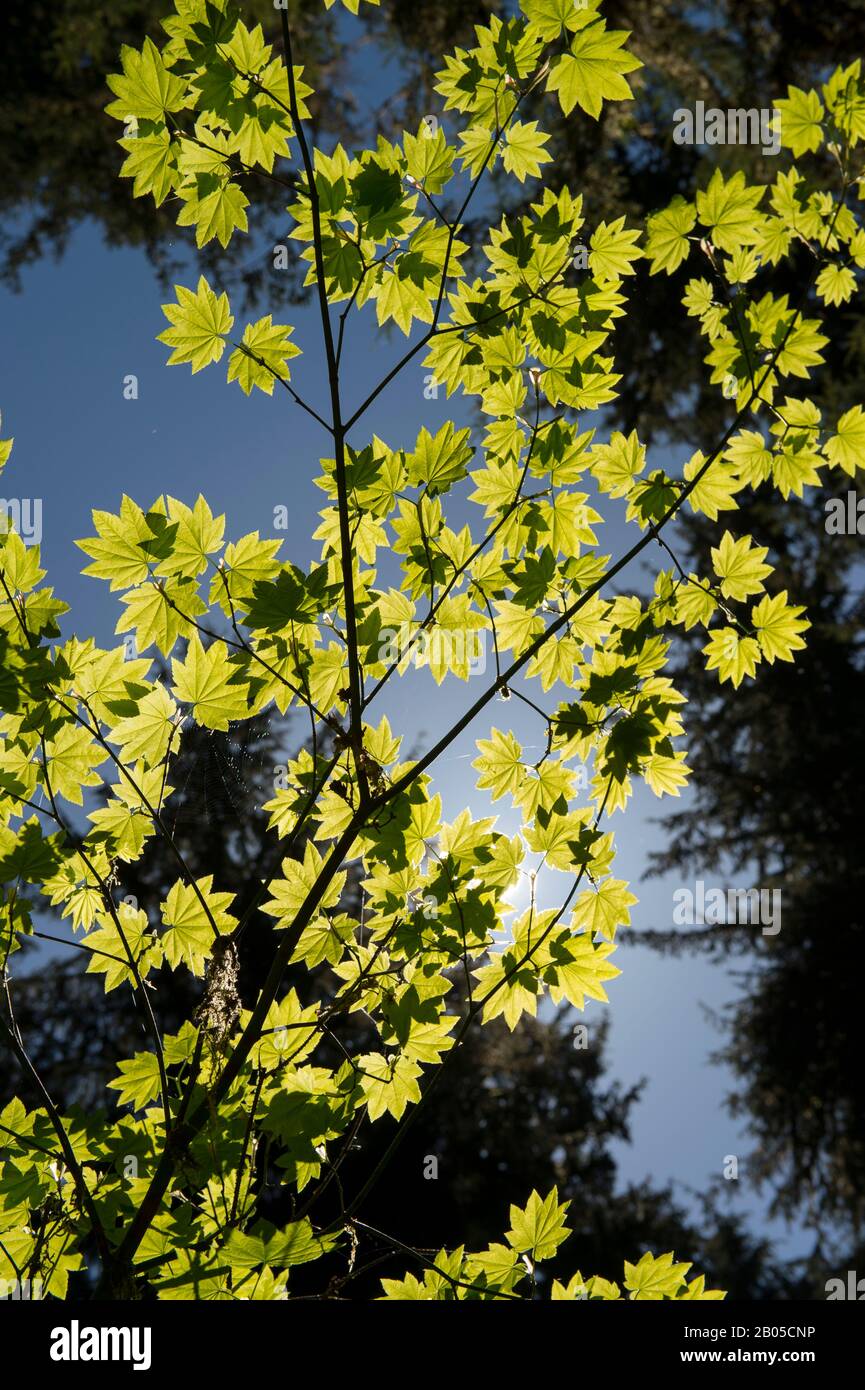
225 1218 334 1271
378 1272 429 1300
262 843 347 928
626 468 678 524
250 990 319 1069
458 124 498 179
227 317 302 395
506 1188 571 1262
674 576 716 630
323 0 381 12
109 684 177 767
0 532 44 593
209 532 282 610
374 268 436 335
502 121 552 182
590 430 646 497
546 20 642 120
463 1243 522 1295
403 124 455 194
545 932 621 1008
723 436 773 492
106 37 186 123
825 405 865 475
624 1251 692 1301
695 169 766 253
87 799 152 861
775 318 828 378
710 531 772 601
228 103 292 174
77 495 161 591
645 197 696 275
156 494 225 579
776 86 824 156
816 263 857 307
118 129 178 205
571 879 637 941
824 60 865 142
703 627 761 687
551 1272 590 1300
177 177 249 249
44 724 108 806
511 759 574 817
725 430 773 487
472 728 524 801
116 576 207 657
771 442 823 499
406 423 474 495
107 1050 162 1110
589 216 643 282
683 452 743 519
0 1160 49 1219
643 752 691 797
751 591 809 663
81 906 161 995
522 0 598 42
242 565 322 633
158 276 233 373
473 945 540 1030
491 599 545 655
678 1274 726 1301
160 874 237 974
171 635 248 730
358 1053 422 1121
381 991 457 1064
290 915 355 969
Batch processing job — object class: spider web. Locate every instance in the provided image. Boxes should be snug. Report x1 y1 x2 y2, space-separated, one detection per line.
164 719 276 836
